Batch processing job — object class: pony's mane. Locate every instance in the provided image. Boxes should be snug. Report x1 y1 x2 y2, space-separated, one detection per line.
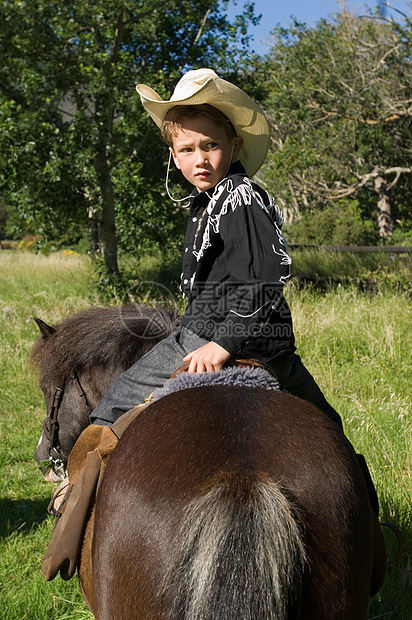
152 366 280 402
31 304 176 389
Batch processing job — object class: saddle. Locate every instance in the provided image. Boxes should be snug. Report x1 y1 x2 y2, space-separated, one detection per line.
42 358 268 581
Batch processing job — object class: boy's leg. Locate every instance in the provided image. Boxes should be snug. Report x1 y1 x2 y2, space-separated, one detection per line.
268 353 343 429
90 328 209 426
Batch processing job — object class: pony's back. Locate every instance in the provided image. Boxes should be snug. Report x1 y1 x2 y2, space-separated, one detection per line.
91 385 376 620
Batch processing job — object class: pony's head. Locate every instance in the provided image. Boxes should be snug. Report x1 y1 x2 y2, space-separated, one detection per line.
32 305 176 480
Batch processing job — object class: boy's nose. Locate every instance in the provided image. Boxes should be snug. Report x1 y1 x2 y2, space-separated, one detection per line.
195 149 208 165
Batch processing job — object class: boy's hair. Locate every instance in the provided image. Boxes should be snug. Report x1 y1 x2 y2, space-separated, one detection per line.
161 104 237 147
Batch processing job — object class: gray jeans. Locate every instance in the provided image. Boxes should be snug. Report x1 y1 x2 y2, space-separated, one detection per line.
90 326 342 429
90 327 209 425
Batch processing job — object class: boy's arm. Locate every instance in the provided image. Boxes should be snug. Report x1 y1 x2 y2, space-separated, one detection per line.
180 179 293 362
207 187 291 355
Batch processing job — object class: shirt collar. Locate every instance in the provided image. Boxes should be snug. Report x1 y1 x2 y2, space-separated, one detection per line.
189 161 247 207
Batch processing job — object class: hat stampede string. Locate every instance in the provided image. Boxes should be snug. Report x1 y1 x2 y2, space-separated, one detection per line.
165 151 192 204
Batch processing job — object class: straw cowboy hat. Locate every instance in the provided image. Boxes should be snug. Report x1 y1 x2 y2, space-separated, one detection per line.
136 68 270 177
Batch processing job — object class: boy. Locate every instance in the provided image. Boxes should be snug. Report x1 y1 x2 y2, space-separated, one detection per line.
90 68 342 428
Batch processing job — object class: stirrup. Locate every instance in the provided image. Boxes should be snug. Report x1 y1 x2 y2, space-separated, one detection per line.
47 477 70 517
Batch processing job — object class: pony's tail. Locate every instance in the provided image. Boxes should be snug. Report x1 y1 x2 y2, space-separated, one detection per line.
161 474 307 620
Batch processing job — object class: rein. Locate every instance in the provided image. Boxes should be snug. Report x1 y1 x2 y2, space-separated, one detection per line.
42 371 90 477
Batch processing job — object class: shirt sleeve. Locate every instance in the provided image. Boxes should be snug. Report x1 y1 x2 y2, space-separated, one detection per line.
207 179 291 354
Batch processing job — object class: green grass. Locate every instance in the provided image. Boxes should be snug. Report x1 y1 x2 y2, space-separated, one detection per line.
0 249 411 619
0 251 95 620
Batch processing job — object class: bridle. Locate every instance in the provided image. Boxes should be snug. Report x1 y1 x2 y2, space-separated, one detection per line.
42 371 90 478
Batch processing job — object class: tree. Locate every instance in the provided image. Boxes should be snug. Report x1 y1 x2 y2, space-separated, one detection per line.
0 0 259 273
258 6 412 240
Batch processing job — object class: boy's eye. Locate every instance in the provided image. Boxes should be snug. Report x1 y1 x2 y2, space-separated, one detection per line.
206 142 218 149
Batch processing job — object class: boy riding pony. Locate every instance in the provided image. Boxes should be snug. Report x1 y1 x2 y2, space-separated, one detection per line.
42 69 378 582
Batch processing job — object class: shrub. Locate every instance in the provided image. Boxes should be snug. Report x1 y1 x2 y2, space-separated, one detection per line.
284 200 379 246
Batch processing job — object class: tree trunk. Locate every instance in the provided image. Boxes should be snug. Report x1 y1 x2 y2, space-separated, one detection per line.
374 176 393 238
88 205 100 255
93 144 120 276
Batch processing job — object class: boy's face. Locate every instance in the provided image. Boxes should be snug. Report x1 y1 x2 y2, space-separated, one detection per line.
170 116 243 192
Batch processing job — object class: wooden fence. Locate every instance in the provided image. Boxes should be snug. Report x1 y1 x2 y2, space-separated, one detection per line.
288 245 412 256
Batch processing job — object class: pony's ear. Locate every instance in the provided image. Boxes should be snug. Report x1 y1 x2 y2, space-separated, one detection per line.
33 317 56 339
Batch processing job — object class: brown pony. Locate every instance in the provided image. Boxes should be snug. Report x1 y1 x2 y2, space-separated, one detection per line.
86 372 386 620
32 304 176 480
33 308 386 618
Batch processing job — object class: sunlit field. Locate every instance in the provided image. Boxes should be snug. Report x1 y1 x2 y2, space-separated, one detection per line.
0 250 410 619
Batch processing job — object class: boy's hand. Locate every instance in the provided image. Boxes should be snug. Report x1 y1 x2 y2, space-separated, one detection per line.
183 342 231 373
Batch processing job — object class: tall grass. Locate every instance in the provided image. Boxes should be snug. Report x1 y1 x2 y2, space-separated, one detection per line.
0 250 410 619
287 283 412 507
286 282 412 619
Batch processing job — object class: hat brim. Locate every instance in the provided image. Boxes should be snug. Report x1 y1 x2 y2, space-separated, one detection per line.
136 77 270 178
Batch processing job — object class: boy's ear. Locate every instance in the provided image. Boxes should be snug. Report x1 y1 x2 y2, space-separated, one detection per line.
233 136 244 158
170 147 181 169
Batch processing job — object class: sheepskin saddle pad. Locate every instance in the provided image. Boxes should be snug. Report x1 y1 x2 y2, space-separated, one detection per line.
152 364 280 403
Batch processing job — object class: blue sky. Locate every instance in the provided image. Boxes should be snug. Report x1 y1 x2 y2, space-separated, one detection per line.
227 0 412 54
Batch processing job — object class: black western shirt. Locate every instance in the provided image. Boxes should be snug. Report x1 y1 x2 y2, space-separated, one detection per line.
180 162 296 362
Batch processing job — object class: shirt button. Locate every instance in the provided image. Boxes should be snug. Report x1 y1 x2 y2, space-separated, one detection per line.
185 247 189 253
192 217 197 222
183 279 188 285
